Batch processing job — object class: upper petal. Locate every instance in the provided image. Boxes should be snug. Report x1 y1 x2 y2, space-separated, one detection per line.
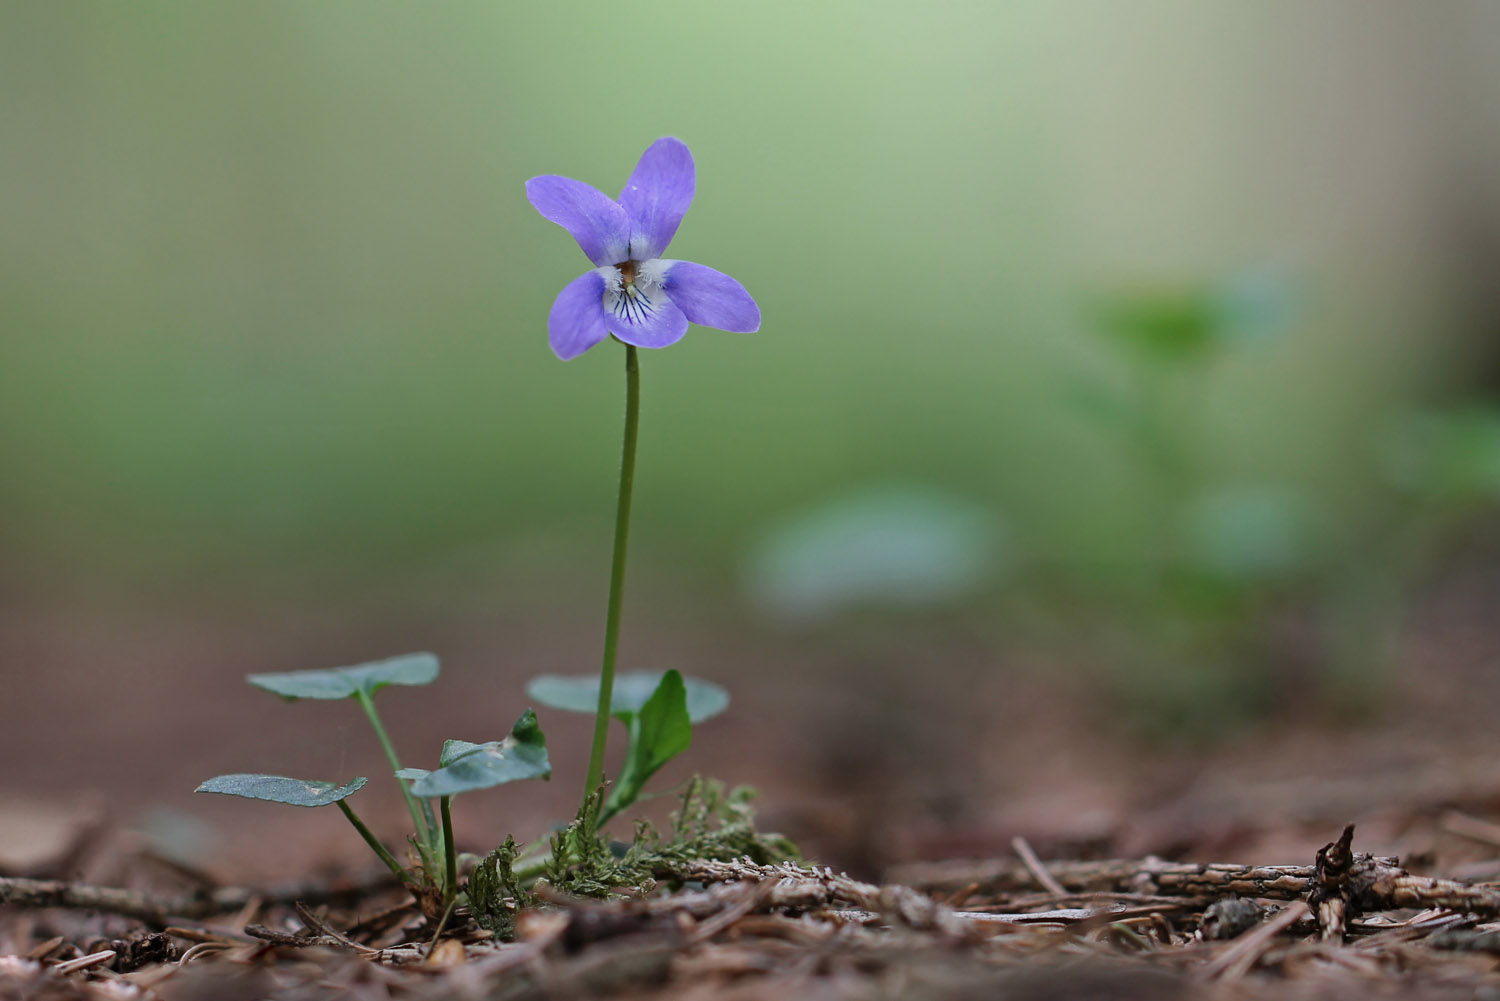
619 138 695 261
525 176 631 267
656 260 760 333
548 269 612 360
603 275 689 350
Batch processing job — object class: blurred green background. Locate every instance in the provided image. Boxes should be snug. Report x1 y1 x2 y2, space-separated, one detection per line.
5 0 1500 737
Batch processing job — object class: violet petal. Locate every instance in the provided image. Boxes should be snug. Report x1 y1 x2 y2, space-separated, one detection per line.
603 282 689 349
619 138 695 261
548 270 611 360
661 260 760 333
525 175 631 267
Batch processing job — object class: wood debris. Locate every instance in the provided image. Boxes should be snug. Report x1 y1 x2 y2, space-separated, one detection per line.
5 824 1500 999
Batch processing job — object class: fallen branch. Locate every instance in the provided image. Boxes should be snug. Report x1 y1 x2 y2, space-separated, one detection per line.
887 855 1377 902
0 876 222 925
0 872 398 924
1310 825 1500 941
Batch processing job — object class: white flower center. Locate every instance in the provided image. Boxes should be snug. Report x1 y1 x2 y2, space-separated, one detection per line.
600 259 669 325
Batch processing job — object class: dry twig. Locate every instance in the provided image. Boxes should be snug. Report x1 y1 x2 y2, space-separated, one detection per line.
1199 902 1308 981
1011 836 1067 897
0 871 397 925
650 858 976 935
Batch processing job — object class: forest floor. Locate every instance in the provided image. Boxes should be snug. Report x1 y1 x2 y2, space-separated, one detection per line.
7 560 1500 999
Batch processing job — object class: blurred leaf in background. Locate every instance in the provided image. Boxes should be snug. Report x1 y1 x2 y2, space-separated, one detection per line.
1086 268 1298 363
741 483 1005 625
1180 483 1322 585
1383 406 1500 504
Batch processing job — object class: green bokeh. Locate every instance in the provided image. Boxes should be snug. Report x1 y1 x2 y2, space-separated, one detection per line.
0 1 1487 599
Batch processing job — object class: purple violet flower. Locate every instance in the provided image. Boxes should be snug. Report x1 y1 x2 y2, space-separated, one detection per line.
526 137 761 361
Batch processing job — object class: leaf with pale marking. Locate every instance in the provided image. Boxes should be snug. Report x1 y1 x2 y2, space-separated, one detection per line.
408 710 551 798
246 653 439 701
195 774 367 808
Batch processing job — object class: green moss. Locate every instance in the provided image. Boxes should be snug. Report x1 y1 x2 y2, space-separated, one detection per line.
548 778 800 900
468 835 527 937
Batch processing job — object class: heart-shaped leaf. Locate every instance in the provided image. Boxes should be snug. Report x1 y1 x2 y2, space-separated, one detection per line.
247 653 439 701
407 710 551 798
526 671 728 724
602 670 692 820
396 737 528 787
195 774 367 808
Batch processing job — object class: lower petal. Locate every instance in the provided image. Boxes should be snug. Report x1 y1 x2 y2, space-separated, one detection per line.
658 260 760 333
604 282 689 349
548 271 611 361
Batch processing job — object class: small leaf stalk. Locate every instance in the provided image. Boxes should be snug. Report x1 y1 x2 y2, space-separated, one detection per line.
354 689 431 844
440 796 458 908
335 799 406 879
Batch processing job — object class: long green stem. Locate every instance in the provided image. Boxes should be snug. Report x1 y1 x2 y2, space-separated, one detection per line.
583 344 640 815
439 796 457 906
354 690 431 844
336 800 405 880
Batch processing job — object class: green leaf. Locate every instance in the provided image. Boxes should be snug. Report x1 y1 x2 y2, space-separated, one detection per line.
407 710 552 798
603 670 692 820
525 671 729 724
246 652 439 701
394 767 430 781
195 774 367 808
